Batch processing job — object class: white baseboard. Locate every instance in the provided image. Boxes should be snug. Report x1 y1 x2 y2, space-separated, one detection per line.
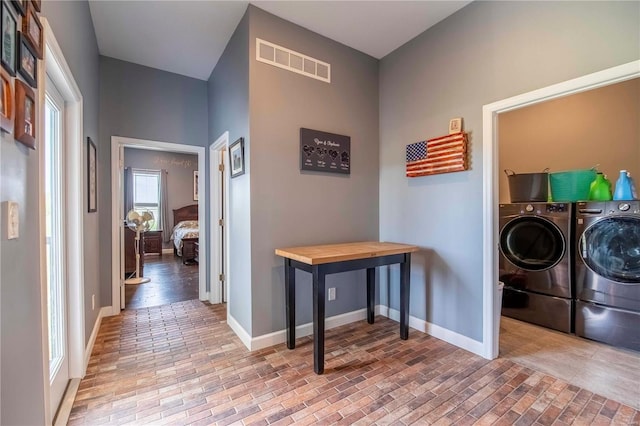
249 308 368 351
84 306 110 372
376 305 484 357
53 378 80 426
226 304 483 357
226 313 253 350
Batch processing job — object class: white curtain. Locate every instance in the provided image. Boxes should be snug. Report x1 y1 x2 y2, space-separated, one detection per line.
161 169 170 242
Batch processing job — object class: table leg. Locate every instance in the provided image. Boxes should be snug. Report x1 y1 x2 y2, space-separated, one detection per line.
367 268 375 324
400 253 411 340
312 265 325 374
285 259 296 349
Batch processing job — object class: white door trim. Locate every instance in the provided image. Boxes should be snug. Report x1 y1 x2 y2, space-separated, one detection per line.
208 132 231 305
40 18 85 424
110 136 206 314
481 60 640 359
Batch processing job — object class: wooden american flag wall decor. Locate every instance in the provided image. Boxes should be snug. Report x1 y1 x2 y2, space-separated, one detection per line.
406 132 468 177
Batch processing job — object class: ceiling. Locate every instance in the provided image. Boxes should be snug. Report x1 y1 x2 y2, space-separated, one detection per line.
88 1 472 81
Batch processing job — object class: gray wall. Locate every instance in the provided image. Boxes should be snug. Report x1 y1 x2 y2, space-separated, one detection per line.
99 57 209 305
248 6 380 336
207 11 252 332
499 77 640 203
1 1 99 423
124 148 198 242
379 1 640 342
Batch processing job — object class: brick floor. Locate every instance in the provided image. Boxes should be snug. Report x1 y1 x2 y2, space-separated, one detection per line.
69 300 640 425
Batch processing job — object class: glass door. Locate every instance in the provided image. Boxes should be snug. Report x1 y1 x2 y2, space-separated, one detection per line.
45 76 69 418
580 216 640 283
499 216 565 271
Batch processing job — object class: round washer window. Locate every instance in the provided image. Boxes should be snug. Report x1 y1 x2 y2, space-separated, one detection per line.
580 216 640 283
500 216 565 271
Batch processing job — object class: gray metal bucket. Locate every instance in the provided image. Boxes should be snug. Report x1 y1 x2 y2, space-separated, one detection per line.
505 169 549 202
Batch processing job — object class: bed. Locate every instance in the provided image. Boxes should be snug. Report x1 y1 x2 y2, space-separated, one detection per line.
171 204 199 264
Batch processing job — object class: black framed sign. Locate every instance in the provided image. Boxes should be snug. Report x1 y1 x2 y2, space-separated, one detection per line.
300 128 350 174
229 137 245 178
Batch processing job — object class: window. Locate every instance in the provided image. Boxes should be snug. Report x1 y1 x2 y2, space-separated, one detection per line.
133 169 161 231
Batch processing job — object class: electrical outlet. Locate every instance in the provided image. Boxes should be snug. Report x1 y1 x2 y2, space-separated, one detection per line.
328 287 336 301
92 294 95 310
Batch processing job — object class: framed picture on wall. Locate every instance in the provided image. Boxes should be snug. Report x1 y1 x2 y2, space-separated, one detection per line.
87 137 97 212
10 0 25 16
193 170 199 201
1 1 18 76
229 137 245 178
0 66 14 133
22 3 42 59
17 32 37 87
449 117 463 134
14 78 35 148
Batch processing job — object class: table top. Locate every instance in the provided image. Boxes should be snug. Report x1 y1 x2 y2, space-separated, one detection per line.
275 241 419 265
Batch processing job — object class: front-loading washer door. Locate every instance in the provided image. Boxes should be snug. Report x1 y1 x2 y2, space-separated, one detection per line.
500 216 565 271
579 216 640 284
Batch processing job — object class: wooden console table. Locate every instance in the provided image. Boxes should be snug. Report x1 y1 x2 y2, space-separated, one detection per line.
275 241 419 374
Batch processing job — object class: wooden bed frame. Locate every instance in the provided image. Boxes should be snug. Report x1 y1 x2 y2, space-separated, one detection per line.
172 204 199 264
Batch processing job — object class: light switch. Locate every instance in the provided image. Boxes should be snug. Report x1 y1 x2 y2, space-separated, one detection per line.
5 201 19 239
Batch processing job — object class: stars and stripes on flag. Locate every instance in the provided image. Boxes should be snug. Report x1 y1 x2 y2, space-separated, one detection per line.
406 132 468 177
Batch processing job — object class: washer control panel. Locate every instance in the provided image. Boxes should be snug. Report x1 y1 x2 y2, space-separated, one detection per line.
546 203 567 213
609 201 639 214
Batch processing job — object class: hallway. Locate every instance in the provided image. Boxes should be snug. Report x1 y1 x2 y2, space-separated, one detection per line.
69 301 639 424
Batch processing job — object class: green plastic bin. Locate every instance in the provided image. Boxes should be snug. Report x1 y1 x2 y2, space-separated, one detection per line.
549 169 596 202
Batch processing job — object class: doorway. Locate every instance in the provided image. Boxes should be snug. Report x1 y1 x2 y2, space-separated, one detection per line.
40 18 86 424
209 131 230 305
44 74 69 419
123 151 200 309
492 71 640 410
481 60 640 359
110 137 206 313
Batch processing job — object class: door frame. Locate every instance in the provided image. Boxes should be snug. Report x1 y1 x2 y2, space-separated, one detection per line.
481 59 640 359
208 131 231 304
110 136 206 313
39 18 85 424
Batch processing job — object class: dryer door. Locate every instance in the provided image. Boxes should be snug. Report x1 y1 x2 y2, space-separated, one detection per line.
579 216 640 283
500 216 565 272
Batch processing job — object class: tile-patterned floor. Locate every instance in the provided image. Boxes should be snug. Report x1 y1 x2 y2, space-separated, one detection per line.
69 301 640 425
500 316 640 410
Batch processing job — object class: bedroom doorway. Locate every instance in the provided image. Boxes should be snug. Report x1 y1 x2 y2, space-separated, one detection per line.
123 160 200 309
110 137 207 312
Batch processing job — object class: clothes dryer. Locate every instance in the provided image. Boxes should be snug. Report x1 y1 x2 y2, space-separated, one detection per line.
575 201 640 351
499 202 573 333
